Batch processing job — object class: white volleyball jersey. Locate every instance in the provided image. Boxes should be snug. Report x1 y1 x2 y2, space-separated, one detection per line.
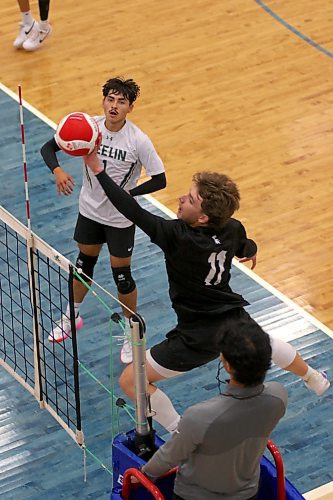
79 117 165 227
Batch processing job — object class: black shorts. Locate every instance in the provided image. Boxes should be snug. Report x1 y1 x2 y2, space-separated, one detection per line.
74 213 135 258
150 308 252 372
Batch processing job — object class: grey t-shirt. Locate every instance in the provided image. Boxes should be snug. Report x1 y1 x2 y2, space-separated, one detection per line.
142 381 287 500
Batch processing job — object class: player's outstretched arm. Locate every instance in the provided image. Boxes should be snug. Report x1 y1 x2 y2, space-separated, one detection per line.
84 151 161 236
41 138 75 196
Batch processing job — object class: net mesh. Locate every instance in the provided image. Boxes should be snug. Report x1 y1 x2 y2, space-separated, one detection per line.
0 205 137 476
0 219 34 386
0 206 82 441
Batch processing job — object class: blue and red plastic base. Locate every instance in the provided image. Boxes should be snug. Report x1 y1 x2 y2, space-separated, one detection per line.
110 429 304 499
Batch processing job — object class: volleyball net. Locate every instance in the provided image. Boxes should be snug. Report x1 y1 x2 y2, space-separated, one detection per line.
0 205 83 443
0 204 150 480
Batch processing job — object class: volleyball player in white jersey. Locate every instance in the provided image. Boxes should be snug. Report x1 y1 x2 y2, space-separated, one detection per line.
41 77 166 363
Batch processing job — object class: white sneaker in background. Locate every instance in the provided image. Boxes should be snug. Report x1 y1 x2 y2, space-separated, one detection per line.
120 338 133 364
48 314 83 343
23 22 52 51
13 21 36 49
304 370 330 396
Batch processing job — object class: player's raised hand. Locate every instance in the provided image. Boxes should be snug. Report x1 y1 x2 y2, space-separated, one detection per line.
83 147 104 175
53 166 75 196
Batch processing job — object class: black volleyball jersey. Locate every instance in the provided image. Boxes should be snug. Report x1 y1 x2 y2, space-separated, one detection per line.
96 171 257 316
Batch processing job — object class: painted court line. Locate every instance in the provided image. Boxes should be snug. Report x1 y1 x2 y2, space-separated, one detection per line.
256 0 333 59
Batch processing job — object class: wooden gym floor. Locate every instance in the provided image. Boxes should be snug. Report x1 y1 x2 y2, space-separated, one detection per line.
1 0 333 330
1 1 333 499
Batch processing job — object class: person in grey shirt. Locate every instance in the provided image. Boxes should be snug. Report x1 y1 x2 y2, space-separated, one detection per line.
140 317 288 500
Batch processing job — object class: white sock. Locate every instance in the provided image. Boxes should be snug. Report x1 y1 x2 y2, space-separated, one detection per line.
150 388 180 433
39 20 49 31
65 302 80 318
21 11 34 26
301 366 315 381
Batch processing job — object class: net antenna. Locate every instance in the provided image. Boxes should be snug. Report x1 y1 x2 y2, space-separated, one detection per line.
18 84 32 231
17 84 44 406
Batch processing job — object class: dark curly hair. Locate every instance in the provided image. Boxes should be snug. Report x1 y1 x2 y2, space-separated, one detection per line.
217 318 272 386
102 77 140 105
193 171 240 230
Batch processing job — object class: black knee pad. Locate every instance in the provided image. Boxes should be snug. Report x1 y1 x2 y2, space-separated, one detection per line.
74 252 98 281
112 266 136 294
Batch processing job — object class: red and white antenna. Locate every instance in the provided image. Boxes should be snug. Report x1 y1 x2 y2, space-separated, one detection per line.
18 84 31 231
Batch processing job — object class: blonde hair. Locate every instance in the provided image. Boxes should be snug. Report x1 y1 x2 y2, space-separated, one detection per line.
193 171 240 229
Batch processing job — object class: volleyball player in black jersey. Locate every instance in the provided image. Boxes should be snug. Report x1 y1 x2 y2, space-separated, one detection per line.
84 152 330 432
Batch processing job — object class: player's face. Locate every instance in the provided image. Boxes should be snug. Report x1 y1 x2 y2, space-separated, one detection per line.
177 183 208 226
103 91 133 130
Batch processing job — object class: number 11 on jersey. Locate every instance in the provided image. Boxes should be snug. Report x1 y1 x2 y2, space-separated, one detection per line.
205 251 227 286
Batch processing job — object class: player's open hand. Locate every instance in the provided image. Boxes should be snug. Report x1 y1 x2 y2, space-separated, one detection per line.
238 254 257 270
83 148 104 174
53 167 75 196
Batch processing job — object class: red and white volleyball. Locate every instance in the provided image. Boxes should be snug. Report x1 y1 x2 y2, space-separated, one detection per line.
55 112 101 156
